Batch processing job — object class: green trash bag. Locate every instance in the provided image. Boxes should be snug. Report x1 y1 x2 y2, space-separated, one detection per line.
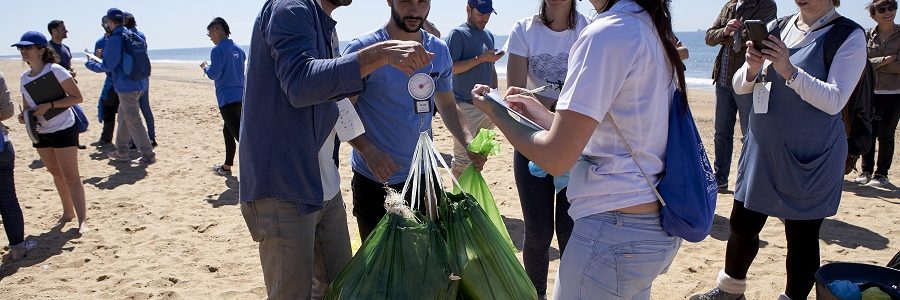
441 192 537 300
454 129 514 251
325 200 460 300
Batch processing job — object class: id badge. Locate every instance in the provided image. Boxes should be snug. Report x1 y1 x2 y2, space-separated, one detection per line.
753 82 771 114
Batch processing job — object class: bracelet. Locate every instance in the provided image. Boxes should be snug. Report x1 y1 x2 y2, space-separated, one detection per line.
785 69 799 86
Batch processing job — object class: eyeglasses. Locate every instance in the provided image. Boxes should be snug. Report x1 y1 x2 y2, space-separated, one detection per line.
877 5 898 14
15 45 36 51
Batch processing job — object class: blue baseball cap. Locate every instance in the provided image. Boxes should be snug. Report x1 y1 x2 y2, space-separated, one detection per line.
106 8 125 22
468 0 497 15
11 31 49 48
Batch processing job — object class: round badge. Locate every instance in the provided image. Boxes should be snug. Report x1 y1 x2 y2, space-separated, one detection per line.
408 73 436 101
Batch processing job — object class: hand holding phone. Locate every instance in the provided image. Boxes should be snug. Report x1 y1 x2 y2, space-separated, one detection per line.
744 20 770 52
495 50 506 57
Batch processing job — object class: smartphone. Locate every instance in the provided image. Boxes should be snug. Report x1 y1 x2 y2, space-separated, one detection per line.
495 49 506 57
744 20 770 51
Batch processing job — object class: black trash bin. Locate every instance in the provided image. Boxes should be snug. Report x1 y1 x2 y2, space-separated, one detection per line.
815 262 900 300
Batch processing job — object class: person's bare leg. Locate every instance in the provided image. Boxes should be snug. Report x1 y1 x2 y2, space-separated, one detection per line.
37 148 75 224
54 147 88 233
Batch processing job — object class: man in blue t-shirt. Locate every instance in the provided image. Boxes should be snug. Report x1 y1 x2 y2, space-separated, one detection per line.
445 0 503 177
201 17 246 177
344 0 488 240
47 20 74 77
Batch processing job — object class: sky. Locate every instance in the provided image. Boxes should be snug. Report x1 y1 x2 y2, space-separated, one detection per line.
0 0 880 56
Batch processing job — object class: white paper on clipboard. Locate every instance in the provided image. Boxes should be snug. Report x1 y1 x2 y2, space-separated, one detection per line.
335 98 365 142
484 89 545 130
82 50 103 64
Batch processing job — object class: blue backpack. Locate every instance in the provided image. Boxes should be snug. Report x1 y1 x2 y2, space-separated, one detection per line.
121 28 151 81
71 104 89 133
610 90 717 242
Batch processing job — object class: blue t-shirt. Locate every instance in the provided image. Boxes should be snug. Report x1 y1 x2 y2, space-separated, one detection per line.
49 41 72 70
445 23 495 103
343 28 453 184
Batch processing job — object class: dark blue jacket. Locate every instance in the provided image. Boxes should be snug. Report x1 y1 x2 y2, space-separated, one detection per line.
84 25 147 93
204 39 246 107
239 0 364 213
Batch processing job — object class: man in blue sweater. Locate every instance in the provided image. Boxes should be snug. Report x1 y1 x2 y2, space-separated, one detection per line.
88 16 119 146
240 0 434 297
201 17 245 177
85 8 156 165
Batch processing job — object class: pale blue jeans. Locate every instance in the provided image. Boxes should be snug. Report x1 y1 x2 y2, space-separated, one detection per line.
552 211 682 300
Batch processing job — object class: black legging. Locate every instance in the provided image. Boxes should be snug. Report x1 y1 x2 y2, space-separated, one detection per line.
513 151 573 296
724 200 824 299
220 102 242 166
861 93 900 176
100 88 119 144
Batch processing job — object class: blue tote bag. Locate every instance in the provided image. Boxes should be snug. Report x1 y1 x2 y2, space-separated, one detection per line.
608 90 717 242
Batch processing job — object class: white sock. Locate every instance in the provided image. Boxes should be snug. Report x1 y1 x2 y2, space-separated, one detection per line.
716 269 747 294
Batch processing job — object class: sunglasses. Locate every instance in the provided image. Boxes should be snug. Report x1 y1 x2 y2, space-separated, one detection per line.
877 5 898 14
15 45 36 51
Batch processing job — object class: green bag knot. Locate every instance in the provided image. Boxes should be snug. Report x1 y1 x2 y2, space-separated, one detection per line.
466 129 500 156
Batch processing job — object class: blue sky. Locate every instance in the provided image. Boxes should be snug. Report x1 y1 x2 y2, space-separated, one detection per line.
0 0 879 56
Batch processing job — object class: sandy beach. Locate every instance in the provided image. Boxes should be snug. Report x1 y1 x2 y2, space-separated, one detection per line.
0 60 896 299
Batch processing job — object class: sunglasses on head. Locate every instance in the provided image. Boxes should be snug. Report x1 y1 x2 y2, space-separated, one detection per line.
15 45 36 51
877 4 898 14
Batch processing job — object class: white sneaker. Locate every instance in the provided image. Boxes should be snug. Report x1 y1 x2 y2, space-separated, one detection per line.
866 174 890 187
853 172 872 184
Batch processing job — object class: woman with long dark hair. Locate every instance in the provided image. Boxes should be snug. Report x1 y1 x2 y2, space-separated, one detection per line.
473 0 686 298
691 0 867 299
503 0 588 297
13 31 89 233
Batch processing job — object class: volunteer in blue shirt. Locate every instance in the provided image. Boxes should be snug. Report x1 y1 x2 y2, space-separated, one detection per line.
445 0 503 177
201 17 246 176
344 0 486 241
88 16 119 146
47 20 74 78
123 12 157 147
85 8 156 165
239 0 434 298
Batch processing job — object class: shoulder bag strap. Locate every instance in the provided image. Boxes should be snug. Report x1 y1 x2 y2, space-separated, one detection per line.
605 113 667 206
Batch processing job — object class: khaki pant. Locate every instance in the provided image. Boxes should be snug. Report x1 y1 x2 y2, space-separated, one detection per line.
115 91 154 158
241 195 352 300
451 101 494 176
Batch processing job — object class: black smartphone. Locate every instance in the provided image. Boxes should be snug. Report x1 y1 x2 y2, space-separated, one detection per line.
744 20 770 51
495 49 506 57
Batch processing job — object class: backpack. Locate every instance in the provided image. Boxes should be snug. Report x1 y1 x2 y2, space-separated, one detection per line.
609 90 718 243
773 16 875 174
71 104 89 133
120 28 151 81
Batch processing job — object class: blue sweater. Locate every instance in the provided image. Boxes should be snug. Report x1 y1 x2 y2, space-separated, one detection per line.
204 39 246 107
239 0 364 213
84 26 147 93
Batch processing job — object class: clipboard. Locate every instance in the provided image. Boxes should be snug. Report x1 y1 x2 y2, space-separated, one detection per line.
23 72 68 120
23 110 40 144
482 88 545 131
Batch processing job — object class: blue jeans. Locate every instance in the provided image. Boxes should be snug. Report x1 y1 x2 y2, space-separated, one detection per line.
553 212 681 300
713 84 752 186
139 89 156 140
0 142 24 246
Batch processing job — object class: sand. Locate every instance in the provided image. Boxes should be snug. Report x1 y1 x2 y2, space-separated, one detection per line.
0 61 896 299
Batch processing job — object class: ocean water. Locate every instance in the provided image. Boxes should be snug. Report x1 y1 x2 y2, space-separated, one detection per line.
5 31 719 90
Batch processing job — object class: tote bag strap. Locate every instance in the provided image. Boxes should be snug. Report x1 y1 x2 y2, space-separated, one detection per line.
605 113 667 207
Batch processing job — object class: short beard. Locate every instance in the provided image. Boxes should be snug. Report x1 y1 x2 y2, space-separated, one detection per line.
329 0 352 7
391 6 427 33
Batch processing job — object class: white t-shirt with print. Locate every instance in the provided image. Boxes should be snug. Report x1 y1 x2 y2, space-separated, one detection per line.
555 0 675 221
20 63 75 134
504 13 589 101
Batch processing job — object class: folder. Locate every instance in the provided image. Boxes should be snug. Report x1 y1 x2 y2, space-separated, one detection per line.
23 72 69 120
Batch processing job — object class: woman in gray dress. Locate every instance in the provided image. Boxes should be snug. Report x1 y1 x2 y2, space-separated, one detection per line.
691 0 868 299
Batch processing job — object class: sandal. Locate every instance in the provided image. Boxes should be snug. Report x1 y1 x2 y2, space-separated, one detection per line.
212 165 232 176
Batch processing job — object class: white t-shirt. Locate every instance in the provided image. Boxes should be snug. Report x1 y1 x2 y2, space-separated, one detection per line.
20 64 75 134
555 0 675 220
504 14 589 101
319 128 340 201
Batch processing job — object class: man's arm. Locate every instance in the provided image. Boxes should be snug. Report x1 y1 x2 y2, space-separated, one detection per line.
435 91 485 170
705 4 733 46
204 47 225 80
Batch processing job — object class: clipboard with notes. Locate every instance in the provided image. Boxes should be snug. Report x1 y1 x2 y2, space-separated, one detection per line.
23 72 69 120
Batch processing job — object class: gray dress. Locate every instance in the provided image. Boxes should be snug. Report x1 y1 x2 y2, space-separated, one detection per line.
734 28 847 220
